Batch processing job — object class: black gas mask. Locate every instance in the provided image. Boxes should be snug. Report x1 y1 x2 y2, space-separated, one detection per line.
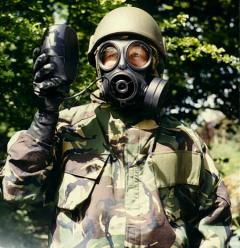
95 39 169 114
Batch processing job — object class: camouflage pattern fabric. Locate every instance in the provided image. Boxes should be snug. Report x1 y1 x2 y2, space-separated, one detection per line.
1 100 231 248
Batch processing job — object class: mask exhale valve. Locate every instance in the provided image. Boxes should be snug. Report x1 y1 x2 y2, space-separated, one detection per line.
104 71 139 107
116 80 129 94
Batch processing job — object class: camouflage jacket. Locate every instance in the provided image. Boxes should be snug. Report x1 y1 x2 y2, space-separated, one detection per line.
2 101 231 248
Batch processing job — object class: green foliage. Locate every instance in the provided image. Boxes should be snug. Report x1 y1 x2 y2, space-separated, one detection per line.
212 140 240 175
0 0 239 246
210 121 240 176
167 34 239 70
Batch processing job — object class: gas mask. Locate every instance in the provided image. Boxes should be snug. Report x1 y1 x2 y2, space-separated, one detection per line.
95 39 169 114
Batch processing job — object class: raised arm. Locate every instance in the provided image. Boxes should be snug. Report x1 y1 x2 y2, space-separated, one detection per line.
1 43 69 204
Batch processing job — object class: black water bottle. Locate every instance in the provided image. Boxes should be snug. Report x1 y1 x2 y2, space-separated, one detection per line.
41 24 79 84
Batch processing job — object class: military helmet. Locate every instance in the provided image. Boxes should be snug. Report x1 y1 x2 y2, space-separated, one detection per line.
88 6 166 66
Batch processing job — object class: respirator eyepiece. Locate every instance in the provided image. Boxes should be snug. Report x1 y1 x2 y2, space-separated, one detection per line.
97 42 120 71
97 40 152 72
126 41 152 70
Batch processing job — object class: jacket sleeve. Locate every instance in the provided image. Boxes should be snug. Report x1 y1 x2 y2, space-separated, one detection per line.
1 130 56 205
196 144 232 247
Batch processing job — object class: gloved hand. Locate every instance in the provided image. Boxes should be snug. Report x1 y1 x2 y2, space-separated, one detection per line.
27 48 69 144
32 47 69 111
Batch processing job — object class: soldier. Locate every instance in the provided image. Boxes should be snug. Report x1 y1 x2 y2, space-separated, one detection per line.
1 6 231 248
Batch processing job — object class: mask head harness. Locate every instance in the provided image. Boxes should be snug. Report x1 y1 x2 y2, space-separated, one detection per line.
95 39 169 114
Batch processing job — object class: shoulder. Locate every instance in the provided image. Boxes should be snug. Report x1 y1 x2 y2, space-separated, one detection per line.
157 115 204 153
58 102 100 128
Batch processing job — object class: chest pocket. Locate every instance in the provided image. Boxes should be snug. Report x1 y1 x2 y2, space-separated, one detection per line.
57 153 109 210
151 151 202 188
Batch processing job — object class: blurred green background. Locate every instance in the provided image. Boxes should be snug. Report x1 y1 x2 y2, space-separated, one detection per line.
0 0 239 247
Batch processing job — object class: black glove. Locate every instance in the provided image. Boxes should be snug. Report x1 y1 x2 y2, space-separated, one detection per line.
27 48 69 144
